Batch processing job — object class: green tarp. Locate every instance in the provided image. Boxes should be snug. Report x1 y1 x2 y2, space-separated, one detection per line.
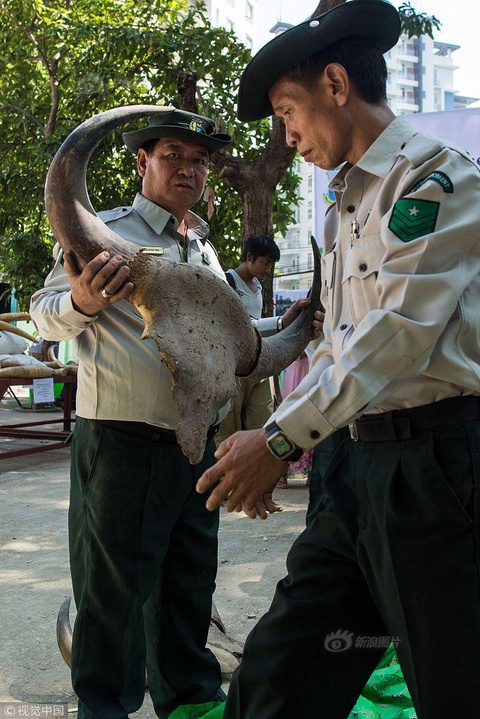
168 645 417 719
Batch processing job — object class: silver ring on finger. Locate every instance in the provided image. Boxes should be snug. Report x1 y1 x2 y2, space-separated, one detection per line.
101 287 113 300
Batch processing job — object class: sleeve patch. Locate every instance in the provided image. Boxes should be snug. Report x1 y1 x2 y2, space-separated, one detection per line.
389 198 440 242
408 171 453 195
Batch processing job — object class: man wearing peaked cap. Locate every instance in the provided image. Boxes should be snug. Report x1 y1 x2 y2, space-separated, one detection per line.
31 105 234 719
197 0 480 717
123 109 232 154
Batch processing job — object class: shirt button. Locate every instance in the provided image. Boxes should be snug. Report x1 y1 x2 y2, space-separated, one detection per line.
340 324 348 330
310 430 320 439
359 262 368 272
347 204 355 213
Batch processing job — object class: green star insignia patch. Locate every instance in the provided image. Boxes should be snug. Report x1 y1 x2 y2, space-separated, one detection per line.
389 198 440 242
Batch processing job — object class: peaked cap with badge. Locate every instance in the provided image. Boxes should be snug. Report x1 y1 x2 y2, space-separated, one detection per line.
237 0 402 122
123 109 232 154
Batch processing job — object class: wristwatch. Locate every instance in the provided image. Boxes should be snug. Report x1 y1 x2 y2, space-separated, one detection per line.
265 421 303 462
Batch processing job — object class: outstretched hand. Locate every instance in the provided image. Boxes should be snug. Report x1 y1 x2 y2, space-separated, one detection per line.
64 251 134 316
281 298 324 340
196 429 287 519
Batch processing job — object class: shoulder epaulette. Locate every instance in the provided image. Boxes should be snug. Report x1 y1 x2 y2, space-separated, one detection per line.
98 206 134 223
401 133 472 169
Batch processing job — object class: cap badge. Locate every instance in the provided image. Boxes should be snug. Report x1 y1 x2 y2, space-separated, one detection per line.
189 119 207 135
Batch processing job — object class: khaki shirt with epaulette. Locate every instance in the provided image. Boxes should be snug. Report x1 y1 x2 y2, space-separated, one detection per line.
273 116 480 450
30 194 229 429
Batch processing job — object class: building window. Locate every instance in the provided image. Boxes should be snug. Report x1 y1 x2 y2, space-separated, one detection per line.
226 17 234 31
307 175 313 193
245 1 254 21
307 201 313 220
245 34 253 49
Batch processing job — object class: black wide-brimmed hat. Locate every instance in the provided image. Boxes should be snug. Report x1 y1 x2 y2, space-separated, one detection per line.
237 0 401 122
123 109 232 154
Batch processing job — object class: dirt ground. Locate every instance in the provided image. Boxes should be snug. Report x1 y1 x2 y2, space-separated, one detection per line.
0 393 309 718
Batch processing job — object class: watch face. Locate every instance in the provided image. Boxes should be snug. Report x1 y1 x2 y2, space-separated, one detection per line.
270 434 294 458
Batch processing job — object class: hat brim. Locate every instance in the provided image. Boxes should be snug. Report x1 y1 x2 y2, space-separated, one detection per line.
237 0 401 122
123 125 232 154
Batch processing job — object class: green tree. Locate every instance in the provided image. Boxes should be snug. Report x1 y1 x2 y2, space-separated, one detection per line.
0 0 439 309
0 0 301 306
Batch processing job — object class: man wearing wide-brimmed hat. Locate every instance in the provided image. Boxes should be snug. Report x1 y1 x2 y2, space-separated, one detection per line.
197 1 480 717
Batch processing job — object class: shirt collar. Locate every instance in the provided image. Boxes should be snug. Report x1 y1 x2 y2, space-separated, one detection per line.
132 193 210 245
329 116 418 193
355 116 417 178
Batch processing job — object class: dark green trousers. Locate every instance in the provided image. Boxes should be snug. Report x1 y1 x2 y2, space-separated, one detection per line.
69 418 224 719
224 420 480 719
306 426 351 524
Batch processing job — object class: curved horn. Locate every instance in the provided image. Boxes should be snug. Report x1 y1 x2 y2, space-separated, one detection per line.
245 235 323 380
56 596 73 668
0 312 32 323
56 596 241 680
0 320 37 344
44 107 320 464
44 104 176 268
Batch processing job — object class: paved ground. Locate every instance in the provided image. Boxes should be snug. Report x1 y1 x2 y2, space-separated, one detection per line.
0 393 309 718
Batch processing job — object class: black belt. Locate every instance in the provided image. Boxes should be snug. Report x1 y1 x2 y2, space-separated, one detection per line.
349 395 480 442
99 419 219 443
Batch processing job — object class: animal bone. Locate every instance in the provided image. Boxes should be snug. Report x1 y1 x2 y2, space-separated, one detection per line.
0 363 73 378
44 105 322 463
0 312 32 323
0 312 77 377
0 318 37 344
56 596 243 682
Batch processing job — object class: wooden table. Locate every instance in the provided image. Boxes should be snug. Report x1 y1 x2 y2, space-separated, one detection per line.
0 374 76 459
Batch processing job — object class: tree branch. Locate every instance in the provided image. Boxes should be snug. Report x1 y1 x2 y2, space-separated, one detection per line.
0 0 60 137
0 104 45 132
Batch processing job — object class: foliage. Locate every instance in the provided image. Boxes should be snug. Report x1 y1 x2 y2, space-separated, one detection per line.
0 0 439 307
399 2 441 39
0 0 298 306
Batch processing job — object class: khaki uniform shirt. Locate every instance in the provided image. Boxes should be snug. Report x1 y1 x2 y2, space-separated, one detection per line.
273 116 480 450
30 194 228 429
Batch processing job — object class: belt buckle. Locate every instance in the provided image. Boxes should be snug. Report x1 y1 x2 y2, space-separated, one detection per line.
349 422 359 441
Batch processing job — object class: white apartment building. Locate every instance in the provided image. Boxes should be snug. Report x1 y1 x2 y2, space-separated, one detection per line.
190 0 258 50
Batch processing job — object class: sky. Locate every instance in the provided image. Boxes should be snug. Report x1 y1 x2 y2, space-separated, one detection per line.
257 0 480 100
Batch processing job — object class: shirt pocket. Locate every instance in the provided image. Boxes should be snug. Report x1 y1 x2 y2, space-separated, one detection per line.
342 233 385 325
